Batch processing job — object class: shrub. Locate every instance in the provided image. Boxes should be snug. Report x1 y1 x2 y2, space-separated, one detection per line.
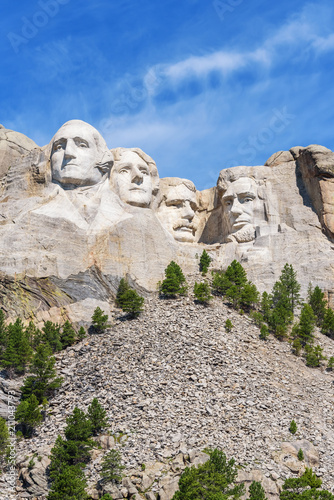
225 319 233 332
280 467 333 500
87 398 109 435
92 307 109 333
0 417 9 461
305 344 326 368
159 261 187 298
118 289 144 318
64 407 93 442
42 321 62 352
321 307 334 339
289 420 297 434
60 320 76 348
327 357 334 371
248 481 267 500
101 449 125 484
291 304 316 347
171 448 245 500
116 278 130 307
15 394 43 437
297 448 304 461
259 324 269 340
308 284 327 326
199 250 212 275
194 282 212 304
77 326 86 341
250 311 264 328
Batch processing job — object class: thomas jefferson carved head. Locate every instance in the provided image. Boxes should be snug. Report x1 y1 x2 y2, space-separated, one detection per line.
157 177 198 243
50 120 113 188
110 148 159 208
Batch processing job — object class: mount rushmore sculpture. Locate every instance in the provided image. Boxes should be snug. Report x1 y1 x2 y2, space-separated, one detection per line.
0 119 333 319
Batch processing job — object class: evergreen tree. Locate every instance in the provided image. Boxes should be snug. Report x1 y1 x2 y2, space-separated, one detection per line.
225 319 233 332
47 464 88 500
321 307 334 339
308 285 327 326
327 357 334 371
291 304 316 347
0 417 9 461
272 264 301 314
77 326 86 341
199 250 212 275
92 307 109 333
280 468 333 500
194 282 213 304
297 449 304 461
289 420 297 434
42 321 62 352
259 324 269 340
248 481 267 500
60 321 76 348
24 321 42 350
159 261 187 297
64 407 93 442
116 278 130 307
1 318 33 375
305 345 326 368
0 309 7 354
171 448 245 500
261 292 272 324
20 344 63 403
49 435 92 478
212 261 258 311
118 289 144 318
100 495 113 500
87 398 109 435
101 449 125 484
239 282 260 310
15 394 43 437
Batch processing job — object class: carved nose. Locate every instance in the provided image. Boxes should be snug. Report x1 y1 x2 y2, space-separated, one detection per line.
64 140 76 159
182 201 195 220
132 166 143 184
230 199 243 215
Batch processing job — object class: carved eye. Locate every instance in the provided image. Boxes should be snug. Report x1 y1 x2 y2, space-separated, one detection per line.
79 142 88 148
54 143 63 151
224 200 232 207
119 168 130 174
139 168 149 176
243 197 253 203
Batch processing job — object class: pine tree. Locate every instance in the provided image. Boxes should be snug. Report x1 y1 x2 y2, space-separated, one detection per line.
194 282 213 304
92 307 109 333
15 394 43 437
327 357 334 371
212 261 258 311
116 278 130 307
49 435 92 478
2 318 33 375
291 303 316 347
308 285 327 326
225 319 233 332
20 344 63 403
280 468 333 500
239 282 260 310
289 420 297 434
321 307 334 339
42 321 62 352
171 449 245 500
305 344 326 368
159 261 187 297
248 481 267 500
0 309 7 354
119 289 144 318
101 449 125 484
77 326 86 341
272 264 301 314
0 417 9 461
259 324 269 340
47 464 88 500
261 292 272 324
64 407 93 442
87 398 109 435
297 448 304 461
60 320 76 348
199 250 212 275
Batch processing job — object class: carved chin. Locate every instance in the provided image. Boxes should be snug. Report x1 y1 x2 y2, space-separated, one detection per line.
173 227 195 242
227 224 255 243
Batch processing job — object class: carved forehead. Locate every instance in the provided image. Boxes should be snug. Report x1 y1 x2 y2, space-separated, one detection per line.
51 120 108 151
114 150 148 167
165 184 197 202
224 177 258 197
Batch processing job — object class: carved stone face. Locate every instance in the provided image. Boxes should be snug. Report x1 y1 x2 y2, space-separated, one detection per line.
111 151 153 208
51 121 107 187
222 177 265 242
158 184 198 242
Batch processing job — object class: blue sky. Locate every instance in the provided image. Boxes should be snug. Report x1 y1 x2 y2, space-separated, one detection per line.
1 0 334 189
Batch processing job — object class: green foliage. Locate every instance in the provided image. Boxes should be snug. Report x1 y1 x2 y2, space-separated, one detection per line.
305 344 326 368
49 436 92 478
212 261 259 311
100 495 113 500
327 357 334 370
92 307 109 333
248 481 268 500
64 407 93 442
291 338 302 356
42 321 62 352
47 464 88 500
116 278 130 307
15 394 43 437
87 398 109 436
0 309 7 353
297 449 304 461
280 468 333 500
60 321 76 349
1 318 33 375
20 344 63 403
289 420 297 435
171 448 245 500
101 449 125 484
194 282 213 304
0 417 9 460
273 264 301 314
159 261 188 298
291 304 316 347
77 326 86 341
250 311 264 328
259 324 269 341
321 307 334 339
118 289 144 318
199 250 212 275
261 292 272 324
308 285 327 327
225 319 233 332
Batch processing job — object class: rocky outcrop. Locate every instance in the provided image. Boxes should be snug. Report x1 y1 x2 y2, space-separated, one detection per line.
0 125 38 182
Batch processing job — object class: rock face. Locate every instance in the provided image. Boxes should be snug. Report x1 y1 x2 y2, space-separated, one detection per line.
0 120 333 318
